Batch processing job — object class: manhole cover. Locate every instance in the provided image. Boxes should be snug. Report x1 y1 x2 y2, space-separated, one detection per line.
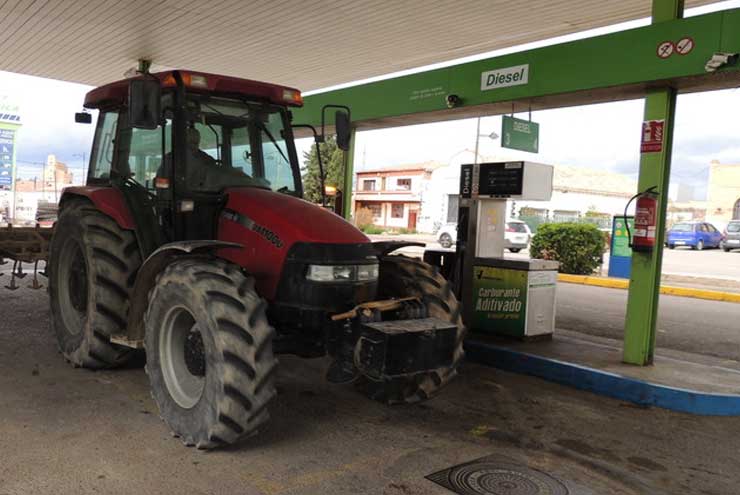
427 455 569 495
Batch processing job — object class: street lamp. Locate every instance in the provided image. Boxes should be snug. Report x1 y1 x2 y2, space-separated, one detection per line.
473 116 499 164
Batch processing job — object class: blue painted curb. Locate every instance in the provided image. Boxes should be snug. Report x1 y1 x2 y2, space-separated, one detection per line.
464 340 740 416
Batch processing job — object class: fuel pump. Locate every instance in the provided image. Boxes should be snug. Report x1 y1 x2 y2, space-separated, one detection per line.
451 161 559 340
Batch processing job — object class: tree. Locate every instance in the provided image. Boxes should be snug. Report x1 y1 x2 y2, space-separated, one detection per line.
301 135 345 205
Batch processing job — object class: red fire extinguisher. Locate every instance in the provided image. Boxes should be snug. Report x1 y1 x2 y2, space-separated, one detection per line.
624 186 659 253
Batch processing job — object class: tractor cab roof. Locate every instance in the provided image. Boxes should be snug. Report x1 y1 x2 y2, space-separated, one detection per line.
83 69 303 110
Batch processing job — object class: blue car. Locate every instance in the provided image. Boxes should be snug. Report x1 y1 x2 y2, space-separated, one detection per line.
666 222 723 250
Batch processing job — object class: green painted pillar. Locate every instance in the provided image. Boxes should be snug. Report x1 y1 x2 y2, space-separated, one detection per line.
623 0 683 365
342 127 357 220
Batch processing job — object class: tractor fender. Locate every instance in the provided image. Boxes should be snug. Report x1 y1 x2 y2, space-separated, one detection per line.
60 187 135 230
372 240 426 257
120 241 242 347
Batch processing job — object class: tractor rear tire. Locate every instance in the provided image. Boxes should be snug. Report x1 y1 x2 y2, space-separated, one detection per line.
49 199 141 368
356 254 465 404
144 258 277 449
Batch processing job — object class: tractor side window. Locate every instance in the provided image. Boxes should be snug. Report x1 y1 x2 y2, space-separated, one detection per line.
90 111 118 180
118 119 172 189
194 122 222 163
232 126 254 177
260 112 294 193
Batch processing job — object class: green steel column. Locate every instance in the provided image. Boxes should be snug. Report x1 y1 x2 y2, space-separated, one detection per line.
623 0 683 365
342 127 357 219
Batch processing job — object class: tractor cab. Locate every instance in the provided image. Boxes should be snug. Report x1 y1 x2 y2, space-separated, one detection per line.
78 70 308 255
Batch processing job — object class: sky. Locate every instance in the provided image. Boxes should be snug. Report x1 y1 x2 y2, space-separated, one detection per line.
3 0 740 199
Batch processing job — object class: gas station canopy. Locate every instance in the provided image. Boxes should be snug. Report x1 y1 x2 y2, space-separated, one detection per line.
0 0 719 90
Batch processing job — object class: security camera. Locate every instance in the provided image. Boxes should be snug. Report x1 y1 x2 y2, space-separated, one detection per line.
705 52 738 72
446 94 461 109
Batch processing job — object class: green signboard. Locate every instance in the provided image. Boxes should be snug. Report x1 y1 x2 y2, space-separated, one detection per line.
612 217 634 258
608 216 634 279
297 11 740 129
472 266 528 337
501 115 539 153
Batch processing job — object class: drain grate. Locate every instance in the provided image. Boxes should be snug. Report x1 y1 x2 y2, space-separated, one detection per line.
427 455 569 495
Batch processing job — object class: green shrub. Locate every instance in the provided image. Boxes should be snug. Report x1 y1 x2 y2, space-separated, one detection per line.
530 223 605 275
361 224 385 235
354 207 373 228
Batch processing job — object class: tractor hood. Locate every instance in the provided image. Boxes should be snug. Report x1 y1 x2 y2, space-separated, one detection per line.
217 187 371 299
221 187 369 245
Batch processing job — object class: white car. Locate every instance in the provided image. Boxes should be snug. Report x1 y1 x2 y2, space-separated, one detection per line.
437 219 532 253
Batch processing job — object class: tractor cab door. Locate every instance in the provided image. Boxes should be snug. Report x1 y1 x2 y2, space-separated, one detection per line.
114 112 171 255
88 108 170 258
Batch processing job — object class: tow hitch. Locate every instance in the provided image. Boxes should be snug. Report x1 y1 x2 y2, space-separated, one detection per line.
327 298 457 383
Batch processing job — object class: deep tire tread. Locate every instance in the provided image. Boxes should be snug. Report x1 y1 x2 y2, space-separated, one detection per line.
49 198 141 369
218 318 255 346
224 384 253 412
206 291 246 313
145 258 277 450
91 247 128 273
223 351 257 379
359 254 466 404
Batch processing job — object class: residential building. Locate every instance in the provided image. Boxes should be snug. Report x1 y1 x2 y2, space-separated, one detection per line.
43 154 73 188
4 155 74 223
16 155 73 193
353 161 441 230
666 200 707 227
705 160 740 227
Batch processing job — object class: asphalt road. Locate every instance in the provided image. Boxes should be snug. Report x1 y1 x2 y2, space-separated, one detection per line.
556 282 740 361
369 234 740 283
5 235 738 283
3 287 740 494
658 245 740 281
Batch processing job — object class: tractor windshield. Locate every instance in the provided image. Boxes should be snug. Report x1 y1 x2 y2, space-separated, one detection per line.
182 96 299 195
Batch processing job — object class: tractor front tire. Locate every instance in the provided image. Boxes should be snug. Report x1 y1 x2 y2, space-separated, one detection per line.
49 199 141 368
356 254 465 404
144 258 277 449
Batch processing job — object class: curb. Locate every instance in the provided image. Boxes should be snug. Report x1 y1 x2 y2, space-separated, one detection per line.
557 273 740 304
465 340 740 416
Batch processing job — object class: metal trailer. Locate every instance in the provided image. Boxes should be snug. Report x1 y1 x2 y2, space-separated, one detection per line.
0 225 51 290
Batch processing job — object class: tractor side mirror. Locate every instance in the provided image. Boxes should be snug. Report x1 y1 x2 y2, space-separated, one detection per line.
335 111 351 151
75 112 92 124
128 78 161 129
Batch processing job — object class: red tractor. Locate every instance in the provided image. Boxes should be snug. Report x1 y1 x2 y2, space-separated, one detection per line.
43 69 464 449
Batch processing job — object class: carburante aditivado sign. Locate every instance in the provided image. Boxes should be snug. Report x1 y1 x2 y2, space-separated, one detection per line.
472 266 527 336
480 64 529 91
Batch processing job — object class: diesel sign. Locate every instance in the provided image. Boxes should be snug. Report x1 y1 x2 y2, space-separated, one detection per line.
480 64 529 91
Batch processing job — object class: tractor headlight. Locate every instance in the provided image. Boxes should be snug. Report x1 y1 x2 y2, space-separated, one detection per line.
306 263 379 283
356 264 379 281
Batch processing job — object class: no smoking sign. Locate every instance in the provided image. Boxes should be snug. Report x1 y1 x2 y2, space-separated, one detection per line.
656 36 694 59
657 41 674 59
676 37 694 55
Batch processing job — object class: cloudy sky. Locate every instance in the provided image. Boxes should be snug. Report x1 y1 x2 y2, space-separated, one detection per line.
2 0 740 199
